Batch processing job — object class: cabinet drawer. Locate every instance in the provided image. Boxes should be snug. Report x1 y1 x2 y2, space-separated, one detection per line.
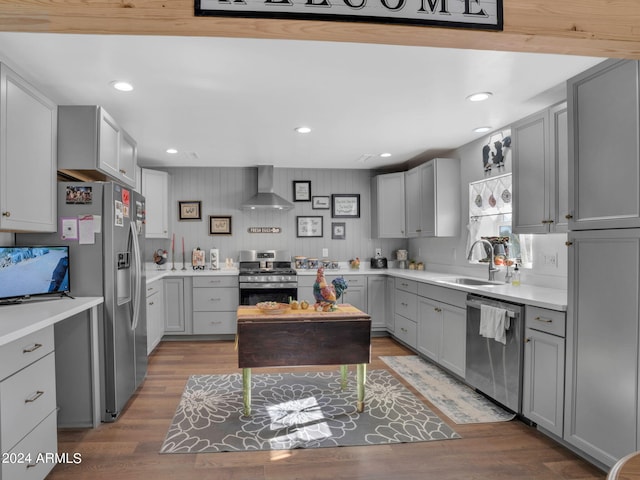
339 275 366 287
417 283 466 308
193 276 238 288
526 306 566 337
394 314 417 349
395 278 418 294
146 280 162 297
193 312 237 334
395 290 417 321
1 352 57 451
193 287 239 311
0 326 54 381
2 410 57 480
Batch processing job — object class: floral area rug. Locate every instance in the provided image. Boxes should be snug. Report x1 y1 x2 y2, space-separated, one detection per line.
381 356 516 424
160 369 459 453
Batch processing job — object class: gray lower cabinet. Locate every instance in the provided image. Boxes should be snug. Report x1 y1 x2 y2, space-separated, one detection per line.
297 274 367 313
385 276 395 333
416 283 466 378
565 229 640 467
164 277 186 333
0 326 57 480
192 276 238 334
341 275 367 313
394 278 418 349
522 306 566 437
146 279 165 354
367 276 387 331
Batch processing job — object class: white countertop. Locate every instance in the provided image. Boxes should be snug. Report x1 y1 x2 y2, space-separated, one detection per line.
0 296 103 346
145 263 567 311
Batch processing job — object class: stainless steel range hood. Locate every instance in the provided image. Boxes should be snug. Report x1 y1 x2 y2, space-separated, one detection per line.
242 165 294 211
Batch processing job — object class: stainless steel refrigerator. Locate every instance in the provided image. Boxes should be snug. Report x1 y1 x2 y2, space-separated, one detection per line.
18 181 147 422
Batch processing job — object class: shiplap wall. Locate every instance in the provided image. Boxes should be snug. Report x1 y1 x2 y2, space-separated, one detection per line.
145 166 406 263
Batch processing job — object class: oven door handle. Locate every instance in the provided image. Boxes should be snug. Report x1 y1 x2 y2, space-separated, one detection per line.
240 283 298 289
466 299 517 318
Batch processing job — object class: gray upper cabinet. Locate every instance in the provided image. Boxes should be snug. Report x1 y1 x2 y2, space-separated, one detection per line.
512 102 568 234
142 168 170 239
371 172 406 238
568 59 640 230
405 158 460 238
58 105 138 188
0 63 57 232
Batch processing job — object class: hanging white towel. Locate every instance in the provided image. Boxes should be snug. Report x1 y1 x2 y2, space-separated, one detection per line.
479 304 510 345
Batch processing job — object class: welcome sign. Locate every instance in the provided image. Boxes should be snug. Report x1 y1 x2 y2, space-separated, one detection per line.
195 0 503 30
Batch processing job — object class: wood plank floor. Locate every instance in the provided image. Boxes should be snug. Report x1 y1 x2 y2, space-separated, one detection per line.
50 337 606 479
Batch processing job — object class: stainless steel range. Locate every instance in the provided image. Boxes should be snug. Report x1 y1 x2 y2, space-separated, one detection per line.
238 250 297 305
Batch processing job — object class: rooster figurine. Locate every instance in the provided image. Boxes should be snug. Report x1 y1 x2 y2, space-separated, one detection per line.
313 266 348 311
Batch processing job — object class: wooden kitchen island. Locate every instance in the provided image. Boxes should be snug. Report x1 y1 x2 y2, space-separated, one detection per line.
236 304 371 416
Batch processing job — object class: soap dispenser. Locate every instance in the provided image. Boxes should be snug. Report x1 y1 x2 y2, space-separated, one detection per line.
512 264 521 286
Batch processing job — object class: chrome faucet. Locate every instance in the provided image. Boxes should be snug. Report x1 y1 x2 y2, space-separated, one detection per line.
467 239 500 281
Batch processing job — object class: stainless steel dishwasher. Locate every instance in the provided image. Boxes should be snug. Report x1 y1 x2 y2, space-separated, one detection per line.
465 294 525 414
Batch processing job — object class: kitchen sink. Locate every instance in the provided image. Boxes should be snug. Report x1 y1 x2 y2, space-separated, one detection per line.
438 277 502 287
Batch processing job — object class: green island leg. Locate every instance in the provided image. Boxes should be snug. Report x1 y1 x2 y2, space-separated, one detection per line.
340 365 348 390
243 368 251 416
356 363 366 412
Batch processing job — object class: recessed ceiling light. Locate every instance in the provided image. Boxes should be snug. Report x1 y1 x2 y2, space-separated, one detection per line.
111 81 134 92
166 148 178 154
295 126 311 134
473 126 492 133
466 92 492 102
380 153 392 158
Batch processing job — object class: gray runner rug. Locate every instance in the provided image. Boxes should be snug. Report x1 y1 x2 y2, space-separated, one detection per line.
381 356 516 424
160 369 459 453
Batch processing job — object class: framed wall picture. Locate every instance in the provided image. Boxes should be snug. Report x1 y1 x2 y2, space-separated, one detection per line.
209 216 232 235
178 201 202 220
296 216 323 237
331 194 360 218
293 180 311 201
312 196 330 209
332 222 346 240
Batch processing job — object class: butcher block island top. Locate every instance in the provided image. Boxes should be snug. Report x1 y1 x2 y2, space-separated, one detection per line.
236 304 372 416
236 303 372 322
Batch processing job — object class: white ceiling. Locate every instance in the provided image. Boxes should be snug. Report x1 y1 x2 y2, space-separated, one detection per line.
0 32 603 170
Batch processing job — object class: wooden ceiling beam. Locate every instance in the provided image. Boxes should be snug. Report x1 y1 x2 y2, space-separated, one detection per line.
0 0 639 59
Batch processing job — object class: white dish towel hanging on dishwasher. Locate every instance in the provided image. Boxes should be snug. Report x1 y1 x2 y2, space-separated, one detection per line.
479 304 510 345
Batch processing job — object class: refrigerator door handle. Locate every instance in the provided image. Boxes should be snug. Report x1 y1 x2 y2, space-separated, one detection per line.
129 221 142 331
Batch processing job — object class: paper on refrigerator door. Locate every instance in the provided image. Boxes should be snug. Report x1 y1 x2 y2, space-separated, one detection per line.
78 215 95 245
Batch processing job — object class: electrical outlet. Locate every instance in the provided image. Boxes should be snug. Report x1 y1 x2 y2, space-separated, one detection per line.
375 248 382 258
543 253 558 268
322 248 329 258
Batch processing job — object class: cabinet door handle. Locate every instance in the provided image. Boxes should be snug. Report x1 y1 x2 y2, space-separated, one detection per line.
525 338 531 343
565 214 573 219
120 169 127 174
148 301 154 306
565 241 573 246
434 307 442 313
400 302 408 307
534 316 553 323
25 390 45 403
210 298 221 302
23 343 43 354
1 211 10 217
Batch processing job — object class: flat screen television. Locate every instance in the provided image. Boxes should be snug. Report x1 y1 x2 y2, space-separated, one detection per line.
0 246 70 304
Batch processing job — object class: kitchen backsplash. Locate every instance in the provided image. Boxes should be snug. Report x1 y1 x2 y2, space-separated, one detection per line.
144 166 406 264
